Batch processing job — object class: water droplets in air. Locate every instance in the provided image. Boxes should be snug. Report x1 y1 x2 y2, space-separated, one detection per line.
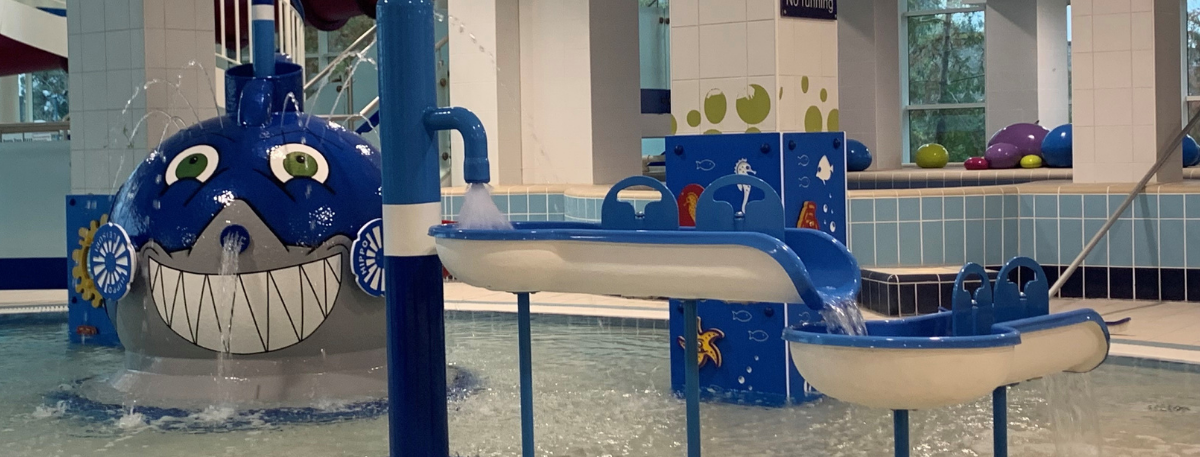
820 297 866 336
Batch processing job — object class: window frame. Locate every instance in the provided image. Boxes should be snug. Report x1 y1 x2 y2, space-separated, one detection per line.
899 2 987 163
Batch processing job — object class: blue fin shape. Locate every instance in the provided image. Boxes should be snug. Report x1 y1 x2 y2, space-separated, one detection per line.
951 263 994 337
694 174 785 240
600 176 679 231
994 256 1050 322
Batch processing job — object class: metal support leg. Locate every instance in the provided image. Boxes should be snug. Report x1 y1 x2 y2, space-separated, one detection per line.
894 410 909 457
994 386 1008 457
683 299 701 457
517 293 534 457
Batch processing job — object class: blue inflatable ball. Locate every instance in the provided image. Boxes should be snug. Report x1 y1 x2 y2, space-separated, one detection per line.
1040 124 1073 168
1185 135 1200 167
846 139 873 172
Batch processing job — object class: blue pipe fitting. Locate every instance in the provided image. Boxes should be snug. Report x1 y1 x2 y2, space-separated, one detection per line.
251 0 276 78
424 107 490 184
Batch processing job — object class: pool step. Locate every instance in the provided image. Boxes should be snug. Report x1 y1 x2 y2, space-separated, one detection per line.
859 266 998 317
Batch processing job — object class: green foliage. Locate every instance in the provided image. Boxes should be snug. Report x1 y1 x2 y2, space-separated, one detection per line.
906 9 985 162
18 70 68 122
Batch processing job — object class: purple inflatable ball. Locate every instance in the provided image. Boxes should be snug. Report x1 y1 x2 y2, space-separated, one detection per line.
989 123 1050 158
985 143 1022 169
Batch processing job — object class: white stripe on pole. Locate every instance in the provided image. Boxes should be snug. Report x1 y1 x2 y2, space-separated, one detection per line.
383 202 442 257
253 4 275 21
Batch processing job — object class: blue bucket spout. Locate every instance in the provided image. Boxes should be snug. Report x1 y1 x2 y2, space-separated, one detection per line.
224 62 304 126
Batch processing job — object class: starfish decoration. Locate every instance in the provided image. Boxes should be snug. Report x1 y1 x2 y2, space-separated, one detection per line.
677 317 725 368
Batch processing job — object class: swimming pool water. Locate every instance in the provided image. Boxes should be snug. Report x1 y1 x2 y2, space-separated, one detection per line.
2 311 1199 456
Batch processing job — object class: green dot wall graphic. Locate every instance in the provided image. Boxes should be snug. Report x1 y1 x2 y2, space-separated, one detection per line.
704 90 727 124
687 110 702 128
736 84 772 126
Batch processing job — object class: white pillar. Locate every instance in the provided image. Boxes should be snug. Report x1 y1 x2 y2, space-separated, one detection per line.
838 0 900 170
67 0 216 195
518 0 641 185
1037 0 1070 128
447 0 523 186
986 0 1041 135
671 0 839 137
1071 0 1183 183
0 76 18 123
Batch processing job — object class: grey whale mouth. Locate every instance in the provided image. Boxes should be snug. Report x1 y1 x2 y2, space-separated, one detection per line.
146 253 343 354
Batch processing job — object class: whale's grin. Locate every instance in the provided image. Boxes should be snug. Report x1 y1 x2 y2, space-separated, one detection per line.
145 253 343 354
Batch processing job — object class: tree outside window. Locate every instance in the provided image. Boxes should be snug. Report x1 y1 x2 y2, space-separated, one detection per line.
902 1 986 163
17 70 69 123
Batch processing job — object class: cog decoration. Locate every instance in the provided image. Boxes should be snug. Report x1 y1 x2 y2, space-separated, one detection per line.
71 214 108 308
352 218 385 297
87 223 137 302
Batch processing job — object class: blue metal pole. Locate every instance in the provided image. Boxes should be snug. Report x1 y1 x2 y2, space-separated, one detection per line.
683 299 701 457
251 0 276 77
378 1 448 457
517 293 535 457
894 410 909 457
994 386 1008 457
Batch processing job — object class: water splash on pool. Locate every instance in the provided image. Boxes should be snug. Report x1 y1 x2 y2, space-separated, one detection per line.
820 297 867 336
1046 372 1105 456
456 183 512 230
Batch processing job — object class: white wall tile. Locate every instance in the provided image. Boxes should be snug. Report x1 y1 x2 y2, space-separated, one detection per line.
1092 14 1131 52
1074 0 1093 15
1074 126 1096 163
106 0 130 30
164 0 195 30
1094 125 1133 163
128 0 143 27
1092 50 1131 89
130 28 145 68
105 30 133 70
698 22 747 79
1072 52 1094 90
143 0 164 28
81 32 107 72
1130 11 1153 50
698 0 746 25
671 0 698 27
106 69 135 111
1131 49 1154 88
143 27 165 69
66 0 82 34
1131 88 1154 126
746 0 774 21
1094 0 1131 14
670 26 700 81
746 20 775 77
1072 15 1092 53
82 72 107 111
1093 88 1132 126
164 30 197 69
80 0 105 34
1072 89 1095 126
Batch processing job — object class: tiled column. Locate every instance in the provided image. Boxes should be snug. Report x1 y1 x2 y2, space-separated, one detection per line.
838 0 901 170
670 0 838 136
1037 0 1071 128
986 0 1041 135
516 0 641 185
67 0 217 195
1072 1 1183 184
447 0 523 186
0 76 17 123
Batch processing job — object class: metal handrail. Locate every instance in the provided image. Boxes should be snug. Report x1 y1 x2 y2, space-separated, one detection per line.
1049 111 1200 296
0 121 70 134
303 25 377 91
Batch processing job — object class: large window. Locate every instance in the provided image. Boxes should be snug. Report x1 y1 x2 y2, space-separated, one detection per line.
901 0 986 163
1187 0 1200 137
16 70 68 123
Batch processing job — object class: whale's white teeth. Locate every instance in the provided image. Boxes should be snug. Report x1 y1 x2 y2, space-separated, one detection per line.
147 254 342 354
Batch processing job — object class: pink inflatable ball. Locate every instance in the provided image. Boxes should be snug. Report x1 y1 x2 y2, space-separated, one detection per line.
964 156 990 170
988 123 1050 158
985 143 1022 169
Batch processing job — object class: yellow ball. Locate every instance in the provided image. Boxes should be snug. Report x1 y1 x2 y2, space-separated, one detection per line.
915 143 949 168
1020 155 1043 168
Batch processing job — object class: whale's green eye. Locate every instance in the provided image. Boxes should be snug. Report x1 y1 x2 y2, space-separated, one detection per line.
165 145 219 185
270 143 330 183
176 154 208 180
283 151 319 178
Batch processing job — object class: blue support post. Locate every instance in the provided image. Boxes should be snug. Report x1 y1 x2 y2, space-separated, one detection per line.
994 386 1008 457
894 410 909 457
378 1 449 456
251 0 276 77
517 293 535 457
683 299 701 457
